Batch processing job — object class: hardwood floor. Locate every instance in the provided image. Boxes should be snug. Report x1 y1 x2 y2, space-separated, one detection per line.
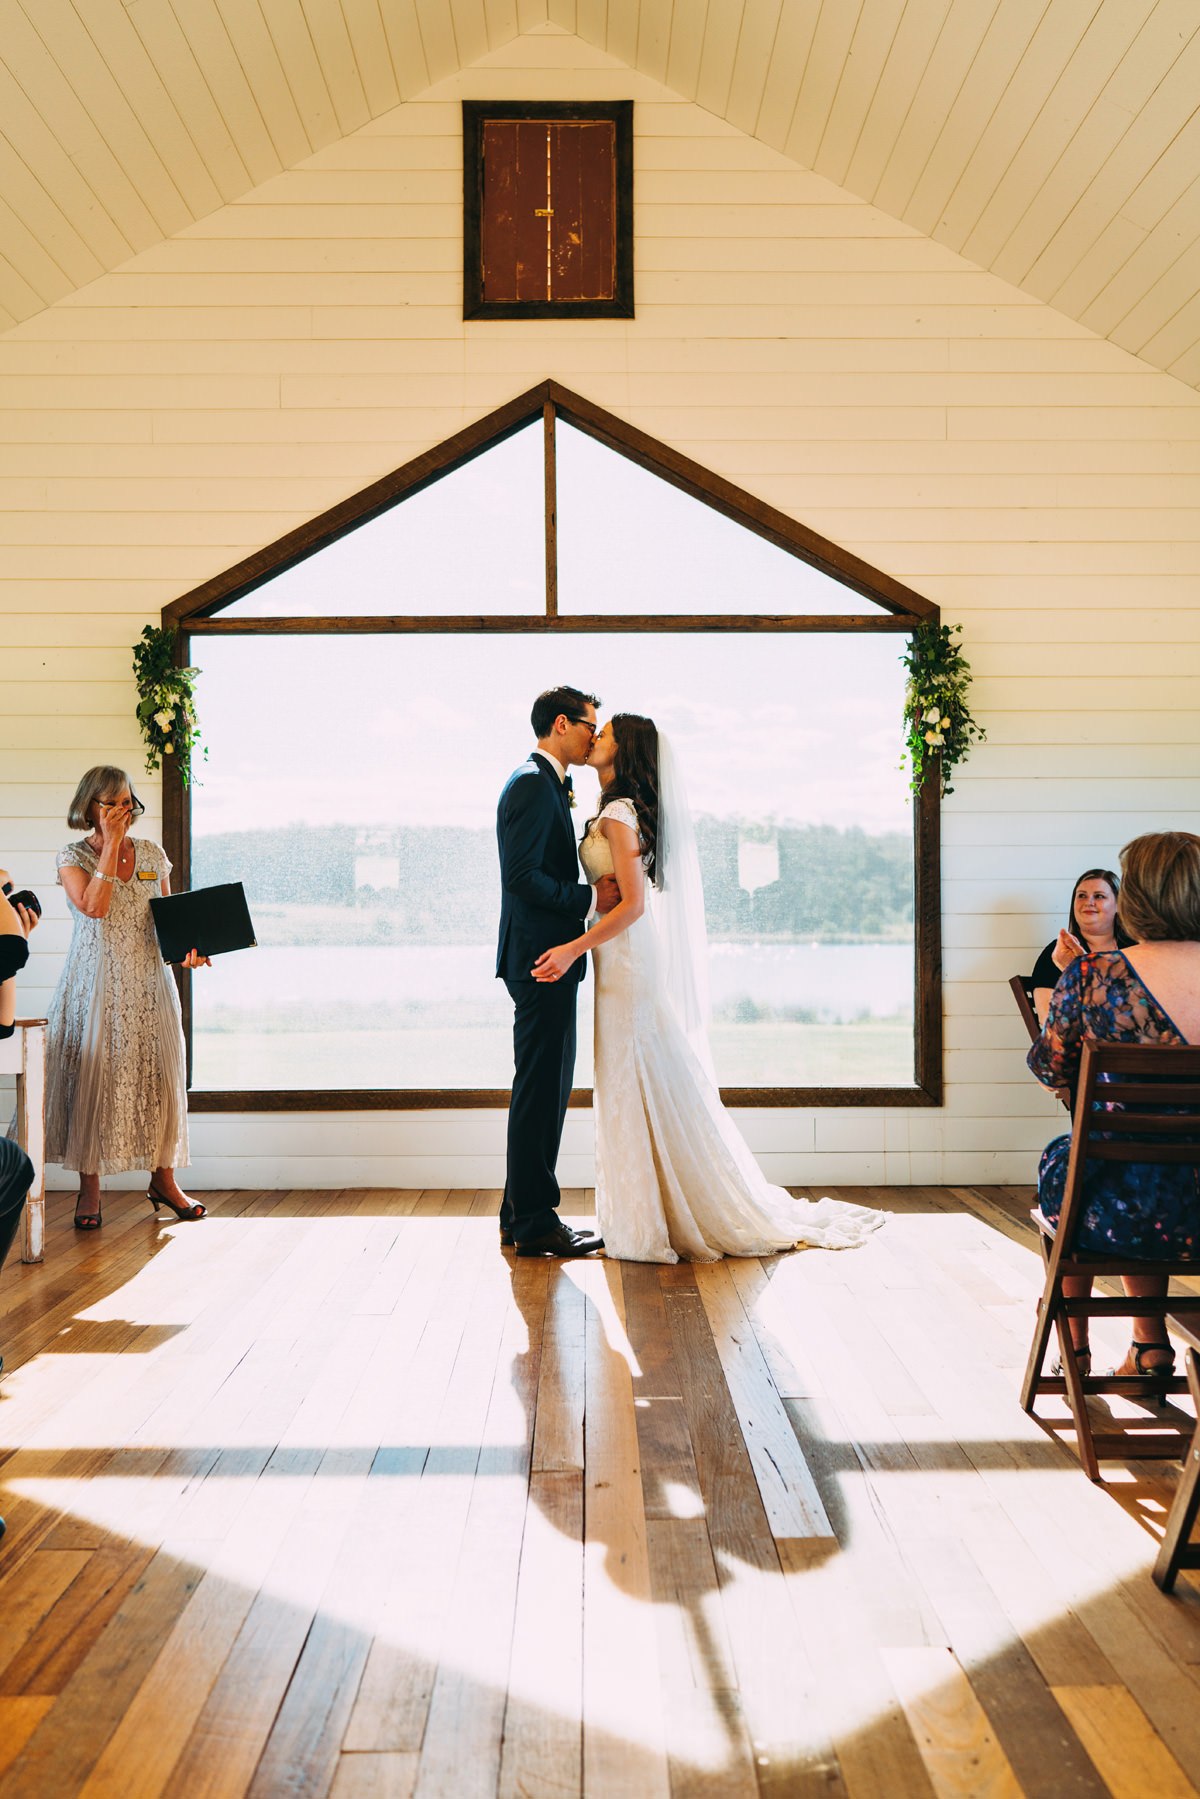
1 1185 1199 1797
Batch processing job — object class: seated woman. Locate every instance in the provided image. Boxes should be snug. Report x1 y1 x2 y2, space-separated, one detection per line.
1028 831 1200 1379
1031 866 1132 1025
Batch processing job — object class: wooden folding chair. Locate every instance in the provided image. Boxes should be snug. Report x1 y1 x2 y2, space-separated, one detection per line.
1020 1041 1200 1481
1009 973 1040 1046
1011 973 1071 1111
1153 1314 1200 1591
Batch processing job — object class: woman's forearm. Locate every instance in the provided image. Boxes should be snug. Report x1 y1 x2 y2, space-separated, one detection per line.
575 893 644 957
79 837 122 917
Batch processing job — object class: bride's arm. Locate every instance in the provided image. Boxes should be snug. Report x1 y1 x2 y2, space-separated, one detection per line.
530 819 643 981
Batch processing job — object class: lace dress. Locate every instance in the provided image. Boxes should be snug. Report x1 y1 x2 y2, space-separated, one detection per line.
46 838 189 1176
579 799 885 1263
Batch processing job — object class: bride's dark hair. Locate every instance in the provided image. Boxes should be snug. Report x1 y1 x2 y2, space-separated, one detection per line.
588 712 661 885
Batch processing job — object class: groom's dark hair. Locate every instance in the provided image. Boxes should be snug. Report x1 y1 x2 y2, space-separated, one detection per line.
531 685 601 738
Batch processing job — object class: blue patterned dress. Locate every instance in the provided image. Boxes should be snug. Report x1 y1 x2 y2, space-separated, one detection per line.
1027 951 1200 1258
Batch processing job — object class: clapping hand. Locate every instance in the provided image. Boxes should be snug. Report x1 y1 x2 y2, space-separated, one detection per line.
1051 928 1086 973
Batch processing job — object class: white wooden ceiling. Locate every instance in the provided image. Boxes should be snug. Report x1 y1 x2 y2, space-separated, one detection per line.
1 0 1198 385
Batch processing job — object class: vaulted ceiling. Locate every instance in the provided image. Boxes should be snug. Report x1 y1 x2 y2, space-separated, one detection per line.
2 1 1198 386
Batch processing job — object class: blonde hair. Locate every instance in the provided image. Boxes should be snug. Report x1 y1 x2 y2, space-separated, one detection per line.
67 765 141 833
1118 832 1200 943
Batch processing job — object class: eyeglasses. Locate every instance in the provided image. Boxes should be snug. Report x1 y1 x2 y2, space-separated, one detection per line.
564 716 597 737
99 798 145 818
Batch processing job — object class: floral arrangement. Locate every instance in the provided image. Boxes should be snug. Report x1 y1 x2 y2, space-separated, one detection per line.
132 625 204 786
901 620 985 797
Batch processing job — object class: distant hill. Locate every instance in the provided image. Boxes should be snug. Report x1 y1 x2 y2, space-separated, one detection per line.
193 819 912 944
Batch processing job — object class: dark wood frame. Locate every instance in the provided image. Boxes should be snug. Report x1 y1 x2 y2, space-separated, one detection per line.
462 101 635 320
163 380 942 1113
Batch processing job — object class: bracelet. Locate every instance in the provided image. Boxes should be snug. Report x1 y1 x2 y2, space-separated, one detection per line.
93 870 117 884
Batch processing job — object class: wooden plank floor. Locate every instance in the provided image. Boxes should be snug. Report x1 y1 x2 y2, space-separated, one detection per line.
1 1185 1199 1797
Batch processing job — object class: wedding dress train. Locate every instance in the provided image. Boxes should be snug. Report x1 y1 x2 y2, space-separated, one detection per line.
580 797 885 1264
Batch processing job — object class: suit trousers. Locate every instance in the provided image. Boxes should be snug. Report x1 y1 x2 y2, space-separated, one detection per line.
0 1135 32 1291
501 975 579 1243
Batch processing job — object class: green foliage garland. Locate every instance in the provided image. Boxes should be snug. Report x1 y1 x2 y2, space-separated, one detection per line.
132 625 204 786
901 620 985 798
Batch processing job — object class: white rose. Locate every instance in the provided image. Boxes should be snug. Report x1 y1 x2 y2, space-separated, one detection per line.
924 706 941 723
924 730 943 747
154 709 173 730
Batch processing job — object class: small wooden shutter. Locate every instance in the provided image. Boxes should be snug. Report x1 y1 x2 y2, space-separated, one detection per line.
480 120 617 305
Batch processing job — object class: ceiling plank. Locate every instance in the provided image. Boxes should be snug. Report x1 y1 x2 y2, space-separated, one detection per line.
164 0 284 186
904 0 1054 240
124 0 254 202
213 0 314 167
0 0 164 252
297 0 371 135
78 0 226 219
0 135 104 289
785 0 866 170
15 0 193 234
842 0 953 197
337 0 402 114
0 59 133 266
813 0 908 188
753 0 822 149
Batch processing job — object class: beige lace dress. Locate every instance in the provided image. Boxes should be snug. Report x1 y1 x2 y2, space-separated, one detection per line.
46 838 189 1176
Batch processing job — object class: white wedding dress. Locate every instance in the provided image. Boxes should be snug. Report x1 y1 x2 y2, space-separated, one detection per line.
580 796 886 1264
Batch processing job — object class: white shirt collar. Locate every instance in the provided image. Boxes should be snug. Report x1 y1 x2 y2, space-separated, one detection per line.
532 748 569 783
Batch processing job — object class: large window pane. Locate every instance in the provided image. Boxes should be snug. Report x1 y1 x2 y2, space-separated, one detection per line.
220 422 544 616
190 634 914 1091
555 420 888 616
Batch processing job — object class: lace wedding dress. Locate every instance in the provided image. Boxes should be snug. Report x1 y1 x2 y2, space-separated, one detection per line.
579 797 885 1263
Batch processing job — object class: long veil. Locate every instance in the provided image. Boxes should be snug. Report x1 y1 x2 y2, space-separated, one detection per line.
649 733 719 1088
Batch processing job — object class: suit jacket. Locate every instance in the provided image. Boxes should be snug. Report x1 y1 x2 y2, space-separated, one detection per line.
496 755 592 984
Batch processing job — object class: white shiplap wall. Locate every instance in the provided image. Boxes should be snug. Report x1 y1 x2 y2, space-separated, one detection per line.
3 28 1198 1190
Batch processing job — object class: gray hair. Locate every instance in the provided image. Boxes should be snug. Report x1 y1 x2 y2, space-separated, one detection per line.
67 765 141 832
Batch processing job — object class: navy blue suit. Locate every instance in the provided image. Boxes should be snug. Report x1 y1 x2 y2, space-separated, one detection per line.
496 755 593 1242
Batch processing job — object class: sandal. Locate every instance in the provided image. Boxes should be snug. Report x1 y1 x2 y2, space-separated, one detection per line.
74 1196 102 1231
147 1182 207 1223
1051 1345 1091 1376
1127 1340 1176 1380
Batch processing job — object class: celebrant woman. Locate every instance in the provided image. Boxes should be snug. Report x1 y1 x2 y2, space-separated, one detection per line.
46 766 209 1230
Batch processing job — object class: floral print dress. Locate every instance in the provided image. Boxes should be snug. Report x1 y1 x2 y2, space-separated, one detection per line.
1027 950 1200 1259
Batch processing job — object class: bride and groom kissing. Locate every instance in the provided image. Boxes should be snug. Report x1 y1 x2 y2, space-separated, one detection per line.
495 685 884 1265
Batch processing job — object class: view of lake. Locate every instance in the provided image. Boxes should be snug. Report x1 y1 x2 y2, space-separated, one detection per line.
192 940 915 1090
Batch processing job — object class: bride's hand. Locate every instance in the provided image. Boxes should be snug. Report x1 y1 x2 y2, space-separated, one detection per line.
531 942 579 983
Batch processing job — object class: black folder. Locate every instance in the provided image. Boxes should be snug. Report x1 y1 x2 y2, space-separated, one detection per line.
149 882 257 963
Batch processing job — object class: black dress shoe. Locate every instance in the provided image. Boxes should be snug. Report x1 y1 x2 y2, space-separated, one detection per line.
516 1221 604 1258
499 1228 515 1247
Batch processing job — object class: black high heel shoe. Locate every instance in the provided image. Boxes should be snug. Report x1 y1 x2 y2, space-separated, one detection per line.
147 1182 206 1222
74 1196 102 1231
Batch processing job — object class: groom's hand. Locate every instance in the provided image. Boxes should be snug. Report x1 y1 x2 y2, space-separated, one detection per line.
594 876 621 915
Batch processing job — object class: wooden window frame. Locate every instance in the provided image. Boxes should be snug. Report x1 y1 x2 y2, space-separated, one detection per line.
163 380 942 1114
463 101 634 319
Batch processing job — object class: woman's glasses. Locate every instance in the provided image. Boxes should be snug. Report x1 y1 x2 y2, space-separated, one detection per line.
99 798 145 819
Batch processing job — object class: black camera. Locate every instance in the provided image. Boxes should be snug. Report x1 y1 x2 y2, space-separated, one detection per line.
3 888 40 919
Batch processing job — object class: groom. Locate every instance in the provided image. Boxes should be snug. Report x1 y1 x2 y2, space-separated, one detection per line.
496 686 618 1257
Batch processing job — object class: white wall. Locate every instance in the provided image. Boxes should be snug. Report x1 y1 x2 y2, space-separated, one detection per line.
3 26 1198 1190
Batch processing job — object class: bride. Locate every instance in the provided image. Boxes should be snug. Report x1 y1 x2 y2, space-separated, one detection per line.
531 713 885 1263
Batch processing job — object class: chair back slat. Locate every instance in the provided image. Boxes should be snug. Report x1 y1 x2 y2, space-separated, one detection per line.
1052 1042 1200 1263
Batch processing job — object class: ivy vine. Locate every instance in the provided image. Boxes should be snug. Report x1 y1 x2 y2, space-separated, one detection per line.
902 621 986 798
132 625 205 786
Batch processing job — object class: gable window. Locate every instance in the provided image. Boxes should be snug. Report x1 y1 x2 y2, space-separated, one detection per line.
164 383 940 1113
463 103 634 318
